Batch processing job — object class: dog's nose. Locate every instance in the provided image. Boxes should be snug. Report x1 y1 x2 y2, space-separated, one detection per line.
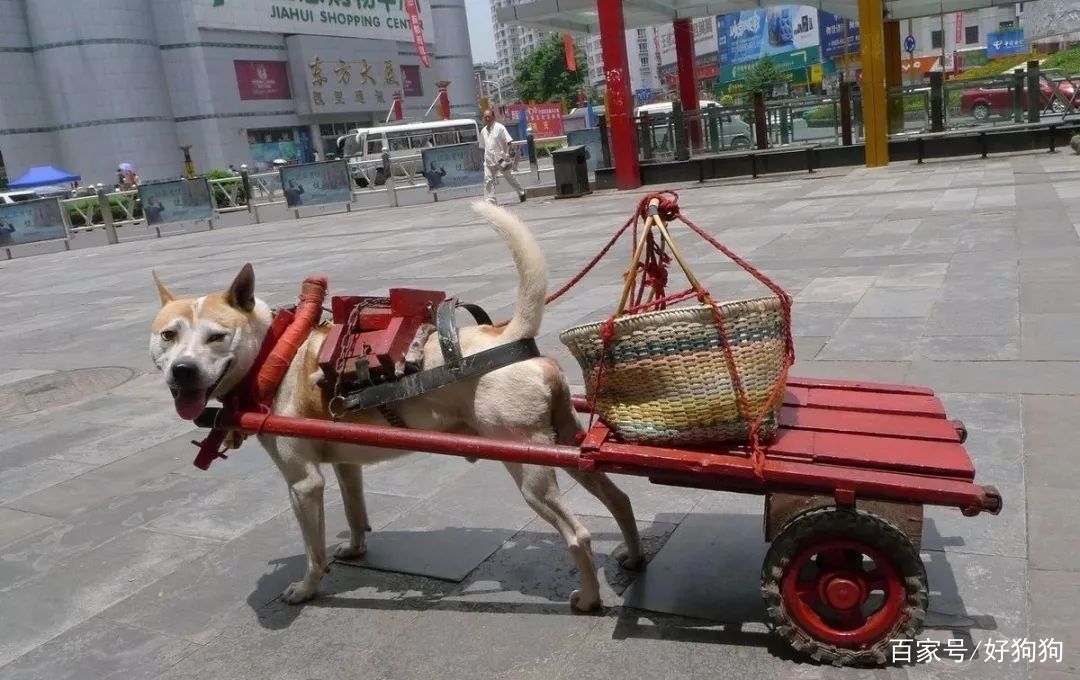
170 361 201 388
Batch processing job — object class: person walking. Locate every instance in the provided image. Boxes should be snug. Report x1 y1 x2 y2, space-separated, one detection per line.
479 109 525 205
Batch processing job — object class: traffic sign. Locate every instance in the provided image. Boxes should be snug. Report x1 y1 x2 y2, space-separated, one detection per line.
904 35 916 53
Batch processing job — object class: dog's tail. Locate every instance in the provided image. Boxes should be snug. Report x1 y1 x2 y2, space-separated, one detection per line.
470 201 547 340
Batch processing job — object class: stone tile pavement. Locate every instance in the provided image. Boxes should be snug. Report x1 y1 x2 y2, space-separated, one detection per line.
1 151 1079 679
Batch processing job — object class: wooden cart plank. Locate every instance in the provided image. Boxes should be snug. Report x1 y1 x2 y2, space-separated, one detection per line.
778 405 960 442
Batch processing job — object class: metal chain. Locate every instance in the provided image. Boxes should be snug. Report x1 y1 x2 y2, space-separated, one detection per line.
327 297 390 420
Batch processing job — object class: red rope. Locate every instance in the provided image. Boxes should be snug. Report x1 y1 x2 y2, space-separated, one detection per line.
583 190 793 482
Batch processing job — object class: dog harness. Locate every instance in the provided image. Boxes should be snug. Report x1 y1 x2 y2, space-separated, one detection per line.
191 278 539 469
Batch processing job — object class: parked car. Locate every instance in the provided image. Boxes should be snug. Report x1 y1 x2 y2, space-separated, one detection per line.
635 100 754 150
960 77 1077 120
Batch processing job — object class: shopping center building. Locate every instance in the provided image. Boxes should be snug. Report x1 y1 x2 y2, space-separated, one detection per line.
0 0 476 184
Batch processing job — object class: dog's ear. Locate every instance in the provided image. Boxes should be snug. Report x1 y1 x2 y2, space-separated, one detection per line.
226 263 256 312
152 271 175 306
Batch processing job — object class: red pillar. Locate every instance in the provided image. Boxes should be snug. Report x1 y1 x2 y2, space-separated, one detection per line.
436 80 451 120
673 18 701 150
597 0 640 189
392 91 404 120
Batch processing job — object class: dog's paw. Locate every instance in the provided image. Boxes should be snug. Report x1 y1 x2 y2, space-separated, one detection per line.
333 542 367 560
569 588 601 613
281 580 318 605
612 543 644 571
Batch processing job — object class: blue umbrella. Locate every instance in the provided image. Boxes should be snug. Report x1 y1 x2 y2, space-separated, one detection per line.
7 165 81 189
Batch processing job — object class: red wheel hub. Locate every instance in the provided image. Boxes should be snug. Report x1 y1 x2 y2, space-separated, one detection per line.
781 539 905 648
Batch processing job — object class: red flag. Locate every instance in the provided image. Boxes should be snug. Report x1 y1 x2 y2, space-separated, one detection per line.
406 0 430 67
563 34 577 72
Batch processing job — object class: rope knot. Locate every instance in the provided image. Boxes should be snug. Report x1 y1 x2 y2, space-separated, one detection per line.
600 318 617 343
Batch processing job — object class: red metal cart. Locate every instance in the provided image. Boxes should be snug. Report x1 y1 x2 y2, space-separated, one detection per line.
196 370 1000 666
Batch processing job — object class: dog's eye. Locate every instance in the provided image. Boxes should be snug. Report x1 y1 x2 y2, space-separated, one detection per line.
206 332 228 344
160 329 176 342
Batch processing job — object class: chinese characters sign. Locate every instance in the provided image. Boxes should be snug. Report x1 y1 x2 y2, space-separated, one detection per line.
305 49 420 111
278 160 352 208
818 11 859 59
235 60 292 100
717 6 819 66
987 29 1026 57
420 143 485 191
507 103 565 139
197 0 436 43
138 179 214 226
0 198 67 247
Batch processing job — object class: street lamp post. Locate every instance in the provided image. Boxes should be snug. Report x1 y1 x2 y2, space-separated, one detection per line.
481 79 503 107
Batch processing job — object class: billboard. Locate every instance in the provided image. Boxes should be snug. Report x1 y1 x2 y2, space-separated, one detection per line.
717 6 819 66
0 198 67 247
401 64 423 96
196 0 436 43
719 46 819 83
819 12 860 59
987 29 1027 57
234 60 292 100
278 161 352 208
138 179 214 226
506 103 565 138
420 143 485 190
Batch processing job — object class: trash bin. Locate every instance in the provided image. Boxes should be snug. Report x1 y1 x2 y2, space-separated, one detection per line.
551 145 591 199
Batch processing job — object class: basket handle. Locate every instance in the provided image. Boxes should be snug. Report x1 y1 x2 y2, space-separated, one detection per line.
613 198 709 318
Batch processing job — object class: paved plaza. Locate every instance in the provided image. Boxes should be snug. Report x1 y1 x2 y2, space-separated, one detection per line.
0 152 1078 679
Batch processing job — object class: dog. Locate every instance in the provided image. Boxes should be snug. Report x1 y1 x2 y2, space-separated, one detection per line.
149 201 644 610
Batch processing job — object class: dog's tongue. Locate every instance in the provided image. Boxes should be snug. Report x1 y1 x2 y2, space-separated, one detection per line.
174 389 208 420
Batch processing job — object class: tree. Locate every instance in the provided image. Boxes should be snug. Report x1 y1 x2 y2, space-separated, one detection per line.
513 34 589 110
743 57 785 98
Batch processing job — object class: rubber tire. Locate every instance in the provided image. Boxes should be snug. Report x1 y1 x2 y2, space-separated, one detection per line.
972 103 991 121
760 507 928 667
730 136 751 150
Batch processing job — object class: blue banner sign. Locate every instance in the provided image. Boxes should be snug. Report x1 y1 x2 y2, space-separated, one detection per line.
138 178 213 226
0 197 67 247
717 6 819 66
819 11 860 58
987 29 1026 58
420 142 485 190
278 160 352 208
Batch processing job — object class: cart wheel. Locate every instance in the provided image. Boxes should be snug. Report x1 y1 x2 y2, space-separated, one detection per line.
760 507 928 667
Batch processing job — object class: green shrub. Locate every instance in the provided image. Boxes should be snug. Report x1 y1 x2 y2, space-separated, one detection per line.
66 196 143 227
1044 46 1080 74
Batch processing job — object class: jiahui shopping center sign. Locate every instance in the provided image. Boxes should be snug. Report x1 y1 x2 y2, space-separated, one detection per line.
198 0 435 43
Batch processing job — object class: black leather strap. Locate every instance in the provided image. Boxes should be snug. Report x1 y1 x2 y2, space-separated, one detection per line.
435 298 462 369
457 302 493 326
341 338 540 413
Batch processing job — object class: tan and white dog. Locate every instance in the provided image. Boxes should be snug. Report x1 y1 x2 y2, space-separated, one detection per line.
149 202 643 610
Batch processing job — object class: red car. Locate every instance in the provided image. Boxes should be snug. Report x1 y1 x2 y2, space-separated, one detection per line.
960 78 1077 120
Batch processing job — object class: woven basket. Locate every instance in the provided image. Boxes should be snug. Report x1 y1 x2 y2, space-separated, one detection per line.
560 296 789 445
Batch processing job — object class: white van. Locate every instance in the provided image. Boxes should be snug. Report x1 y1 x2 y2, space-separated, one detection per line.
337 119 480 186
635 100 753 150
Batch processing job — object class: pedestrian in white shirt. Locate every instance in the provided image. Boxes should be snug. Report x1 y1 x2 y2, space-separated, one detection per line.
479 109 525 205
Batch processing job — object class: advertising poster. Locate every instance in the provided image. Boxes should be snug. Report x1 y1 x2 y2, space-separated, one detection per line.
566 128 603 173
401 64 423 97
818 12 860 59
278 160 352 208
234 60 292 100
506 103 565 138
717 6 819 66
0 198 67 247
987 29 1027 57
420 143 485 190
138 179 213 226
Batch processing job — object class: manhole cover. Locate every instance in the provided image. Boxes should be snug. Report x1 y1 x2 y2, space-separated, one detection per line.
0 367 135 417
